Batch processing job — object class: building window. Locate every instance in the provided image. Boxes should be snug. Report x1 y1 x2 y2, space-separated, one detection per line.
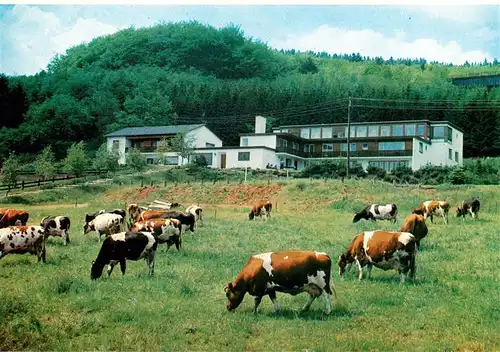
433 126 445 138
356 126 367 137
322 143 333 152
292 142 299 150
322 127 333 139
198 153 213 165
238 152 250 161
368 125 379 137
300 128 310 139
449 148 452 160
241 138 248 146
206 142 215 147
350 143 356 152
340 143 347 152
146 158 155 165
404 124 416 136
362 143 368 151
333 127 345 138
447 128 453 142
379 141 405 151
380 125 390 136
417 124 425 137
112 140 120 150
392 124 404 136
304 144 314 153
310 127 321 139
455 151 459 162
349 127 356 138
419 142 423 153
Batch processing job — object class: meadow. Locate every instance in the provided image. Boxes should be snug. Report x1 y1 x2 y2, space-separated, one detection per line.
0 179 499 351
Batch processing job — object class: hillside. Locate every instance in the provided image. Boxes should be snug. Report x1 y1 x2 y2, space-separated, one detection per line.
1 21 499 160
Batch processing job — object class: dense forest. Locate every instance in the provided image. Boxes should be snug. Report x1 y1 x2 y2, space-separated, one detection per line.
1 21 499 161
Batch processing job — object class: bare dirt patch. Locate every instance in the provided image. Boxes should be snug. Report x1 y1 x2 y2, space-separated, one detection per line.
26 203 89 210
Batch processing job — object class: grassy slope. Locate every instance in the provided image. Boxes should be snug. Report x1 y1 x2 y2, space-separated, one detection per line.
0 179 499 351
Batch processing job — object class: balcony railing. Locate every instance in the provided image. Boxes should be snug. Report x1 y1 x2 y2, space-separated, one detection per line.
128 147 157 153
276 146 412 158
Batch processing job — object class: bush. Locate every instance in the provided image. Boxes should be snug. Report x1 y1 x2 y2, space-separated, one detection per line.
366 166 386 179
448 167 471 185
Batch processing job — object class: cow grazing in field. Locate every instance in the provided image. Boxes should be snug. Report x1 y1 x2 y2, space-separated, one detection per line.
85 209 126 230
413 200 450 224
186 205 203 227
456 198 481 220
160 211 196 233
90 231 158 280
0 209 29 228
248 201 272 220
353 203 398 223
130 218 182 252
399 214 428 248
135 210 169 223
127 204 147 222
338 231 417 283
40 216 71 245
84 213 125 242
0 226 46 263
224 251 335 314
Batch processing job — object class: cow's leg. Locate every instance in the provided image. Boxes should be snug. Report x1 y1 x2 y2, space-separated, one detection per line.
63 230 70 245
366 263 373 279
253 296 263 314
429 214 434 224
301 294 316 312
409 254 416 281
107 263 116 277
356 259 364 281
119 259 126 275
268 290 279 313
147 250 156 276
321 290 333 315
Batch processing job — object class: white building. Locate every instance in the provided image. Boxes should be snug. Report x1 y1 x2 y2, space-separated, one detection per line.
106 116 463 172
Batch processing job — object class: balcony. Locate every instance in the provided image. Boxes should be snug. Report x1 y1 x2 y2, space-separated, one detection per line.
276 146 412 158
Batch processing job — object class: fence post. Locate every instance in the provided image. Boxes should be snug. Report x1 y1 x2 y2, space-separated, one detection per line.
38 179 41 187
275 202 278 213
150 180 153 187
214 209 217 220
141 179 144 187
22 180 25 190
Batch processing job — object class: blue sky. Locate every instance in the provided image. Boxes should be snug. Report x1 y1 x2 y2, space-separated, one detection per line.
1 4 498 76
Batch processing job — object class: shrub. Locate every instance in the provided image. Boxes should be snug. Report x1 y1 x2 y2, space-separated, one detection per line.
448 167 471 185
366 166 386 179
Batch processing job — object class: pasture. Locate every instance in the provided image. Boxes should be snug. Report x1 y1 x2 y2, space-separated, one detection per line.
1 179 499 351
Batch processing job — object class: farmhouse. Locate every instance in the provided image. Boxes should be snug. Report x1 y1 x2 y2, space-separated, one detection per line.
106 116 463 172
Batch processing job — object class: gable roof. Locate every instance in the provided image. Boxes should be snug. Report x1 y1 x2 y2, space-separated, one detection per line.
105 124 205 137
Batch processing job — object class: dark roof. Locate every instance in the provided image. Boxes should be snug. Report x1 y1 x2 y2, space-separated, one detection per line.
105 124 204 137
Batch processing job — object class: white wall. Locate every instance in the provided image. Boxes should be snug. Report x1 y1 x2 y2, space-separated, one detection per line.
240 135 277 149
412 138 433 170
188 126 223 148
106 136 128 165
192 148 278 169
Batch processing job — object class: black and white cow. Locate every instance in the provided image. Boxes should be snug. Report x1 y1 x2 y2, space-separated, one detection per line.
0 226 46 263
84 209 126 229
160 211 195 233
456 198 481 220
84 213 125 242
353 203 398 223
90 231 158 280
40 216 71 245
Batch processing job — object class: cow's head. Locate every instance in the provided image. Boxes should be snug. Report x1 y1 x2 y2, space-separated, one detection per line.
455 206 466 217
248 211 255 220
224 282 245 311
412 208 424 215
337 254 348 276
83 221 95 234
352 212 365 223
90 260 103 280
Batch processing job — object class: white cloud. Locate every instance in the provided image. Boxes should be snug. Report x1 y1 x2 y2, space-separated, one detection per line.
1 5 123 75
413 5 486 23
270 25 492 64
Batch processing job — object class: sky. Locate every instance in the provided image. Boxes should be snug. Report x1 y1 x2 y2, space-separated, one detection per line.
0 3 499 76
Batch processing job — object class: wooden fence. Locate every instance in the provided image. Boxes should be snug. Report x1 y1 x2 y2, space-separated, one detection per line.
0 171 107 192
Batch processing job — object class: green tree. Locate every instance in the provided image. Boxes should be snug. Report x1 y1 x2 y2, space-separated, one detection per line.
0 153 21 187
34 145 56 180
63 141 87 178
156 132 196 165
93 143 120 174
126 147 147 173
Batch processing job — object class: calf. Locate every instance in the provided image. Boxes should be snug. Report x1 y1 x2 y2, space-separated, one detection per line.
353 203 398 223
186 205 203 227
0 226 46 263
456 198 481 220
413 200 450 224
40 216 71 245
160 211 195 233
399 214 428 248
130 218 182 252
84 213 125 242
248 201 272 220
0 209 29 228
224 251 335 314
338 231 417 283
90 231 158 279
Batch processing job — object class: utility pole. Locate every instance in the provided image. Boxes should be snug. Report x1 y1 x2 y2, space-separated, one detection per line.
346 96 352 178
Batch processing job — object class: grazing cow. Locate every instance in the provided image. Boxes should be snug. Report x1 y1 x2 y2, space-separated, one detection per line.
186 205 203 227
456 198 481 220
0 209 29 228
413 200 450 224
248 201 272 220
130 218 182 252
135 210 169 223
90 231 158 280
224 251 335 314
85 209 126 230
40 216 71 245
127 204 147 223
160 211 195 233
353 204 398 223
338 231 417 283
0 226 46 263
399 214 428 248
84 213 125 242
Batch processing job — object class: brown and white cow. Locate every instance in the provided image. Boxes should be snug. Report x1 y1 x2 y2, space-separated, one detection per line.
186 205 203 227
0 226 46 263
399 214 428 248
456 198 481 220
84 213 125 242
224 251 335 314
412 200 450 224
338 231 417 283
130 218 182 252
40 215 71 245
248 201 272 220
0 209 29 228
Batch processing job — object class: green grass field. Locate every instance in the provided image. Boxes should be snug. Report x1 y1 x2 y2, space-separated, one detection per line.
1 179 499 351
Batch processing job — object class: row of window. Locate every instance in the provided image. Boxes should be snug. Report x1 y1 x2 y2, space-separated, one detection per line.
449 149 459 162
368 160 410 172
299 124 427 139
301 141 406 153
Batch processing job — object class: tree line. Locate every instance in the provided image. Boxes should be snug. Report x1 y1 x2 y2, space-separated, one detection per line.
1 21 499 164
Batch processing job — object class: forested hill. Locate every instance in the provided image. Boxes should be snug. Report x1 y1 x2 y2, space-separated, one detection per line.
1 21 499 160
